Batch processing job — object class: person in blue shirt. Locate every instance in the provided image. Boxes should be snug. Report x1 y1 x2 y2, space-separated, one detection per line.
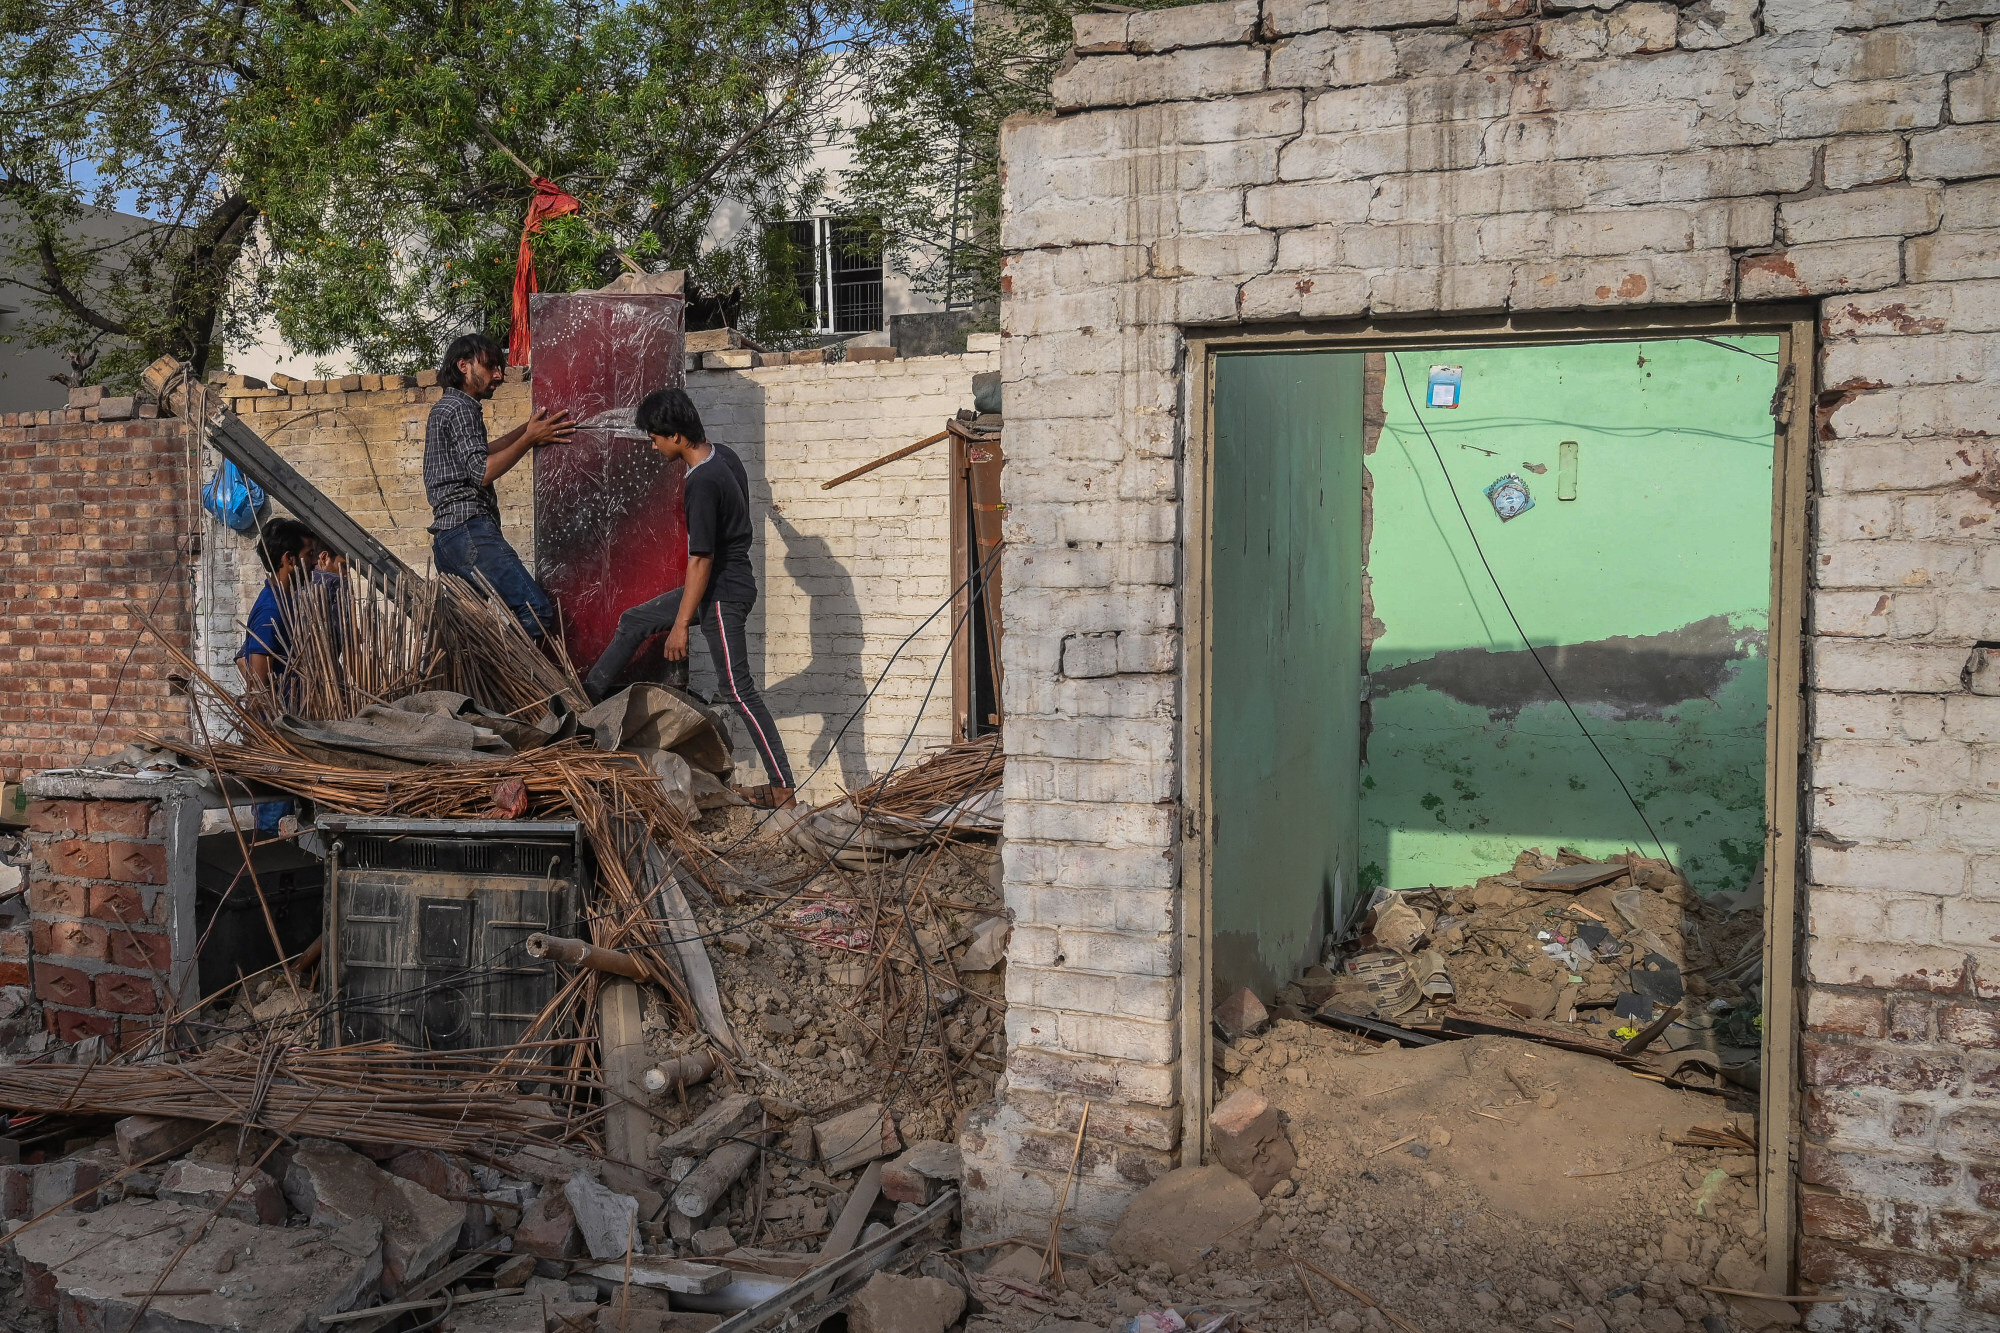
238 517 316 708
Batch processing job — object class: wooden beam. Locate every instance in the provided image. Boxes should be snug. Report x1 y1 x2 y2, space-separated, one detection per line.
599 976 653 1199
140 356 417 588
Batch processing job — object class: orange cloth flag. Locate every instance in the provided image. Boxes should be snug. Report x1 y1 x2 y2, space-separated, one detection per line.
508 177 581 365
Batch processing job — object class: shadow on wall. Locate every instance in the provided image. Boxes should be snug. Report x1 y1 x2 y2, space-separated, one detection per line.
763 509 867 791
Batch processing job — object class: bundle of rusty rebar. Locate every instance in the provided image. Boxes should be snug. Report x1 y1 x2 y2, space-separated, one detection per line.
0 1042 582 1151
847 732 1003 822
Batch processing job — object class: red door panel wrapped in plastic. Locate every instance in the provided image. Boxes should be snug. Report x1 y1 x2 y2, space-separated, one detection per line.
528 291 687 683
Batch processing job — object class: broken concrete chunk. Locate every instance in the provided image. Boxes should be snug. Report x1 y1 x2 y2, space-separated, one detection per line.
881 1140 964 1206
1209 1088 1297 1197
30 1159 98 1215
1214 987 1269 1039
330 1217 384 1258
815 1102 902 1175
848 1270 967 1333
158 1158 287 1224
1108 1165 1262 1277
16 1199 378 1333
565 1170 641 1260
512 1182 583 1270
114 1114 209 1166
955 916 1011 973
283 1138 461 1294
690 1224 735 1256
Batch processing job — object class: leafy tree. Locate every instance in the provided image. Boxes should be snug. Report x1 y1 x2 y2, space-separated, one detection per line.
0 0 957 385
0 0 258 386
842 0 1198 314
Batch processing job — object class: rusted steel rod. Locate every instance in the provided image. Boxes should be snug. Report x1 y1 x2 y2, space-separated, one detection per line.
526 933 647 980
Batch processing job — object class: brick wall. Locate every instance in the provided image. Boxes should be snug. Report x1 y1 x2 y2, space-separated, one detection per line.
197 370 535 700
979 0 2000 1309
688 353 994 794
202 353 993 800
18 776 202 1048
0 394 194 780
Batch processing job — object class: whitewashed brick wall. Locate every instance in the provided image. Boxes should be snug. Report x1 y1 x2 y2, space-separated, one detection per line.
688 354 993 795
975 0 2000 1310
193 358 988 802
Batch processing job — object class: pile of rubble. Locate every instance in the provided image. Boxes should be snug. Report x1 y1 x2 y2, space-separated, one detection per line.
1277 849 1763 1092
0 1106 970 1332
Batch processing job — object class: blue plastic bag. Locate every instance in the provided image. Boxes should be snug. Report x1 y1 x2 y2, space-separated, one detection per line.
202 459 266 532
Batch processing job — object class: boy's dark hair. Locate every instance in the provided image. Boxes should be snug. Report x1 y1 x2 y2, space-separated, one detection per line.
438 333 504 390
636 387 706 443
255 518 315 574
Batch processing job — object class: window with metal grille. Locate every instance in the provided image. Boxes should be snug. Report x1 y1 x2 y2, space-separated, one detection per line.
762 216 884 334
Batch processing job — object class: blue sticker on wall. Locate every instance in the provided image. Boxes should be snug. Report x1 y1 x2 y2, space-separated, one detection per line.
1484 473 1535 522
1427 365 1463 409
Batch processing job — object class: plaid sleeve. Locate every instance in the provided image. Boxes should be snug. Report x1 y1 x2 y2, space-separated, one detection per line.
423 390 499 530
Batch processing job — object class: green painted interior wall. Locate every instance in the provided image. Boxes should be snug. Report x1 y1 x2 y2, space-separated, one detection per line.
1211 351 1364 999
1361 338 1780 898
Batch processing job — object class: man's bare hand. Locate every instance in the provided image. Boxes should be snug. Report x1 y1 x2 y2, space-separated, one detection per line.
522 408 574 448
664 624 690 662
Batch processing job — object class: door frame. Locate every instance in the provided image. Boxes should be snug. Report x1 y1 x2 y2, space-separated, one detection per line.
1180 304 1815 1286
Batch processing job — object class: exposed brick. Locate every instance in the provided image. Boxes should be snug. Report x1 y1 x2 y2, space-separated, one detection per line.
24 800 83 834
0 926 29 958
82 800 155 838
1802 1191 1878 1244
1808 988 1888 1038
1803 1036 1963 1093
92 971 159 1015
105 928 169 974
1932 1210 2000 1259
86 881 155 927
101 841 165 885
26 881 88 918
45 1008 113 1044
1798 1239 1961 1300
38 839 107 881
0 962 28 988
33 963 92 1009
1886 994 1936 1042
30 918 107 963
1942 1005 2000 1050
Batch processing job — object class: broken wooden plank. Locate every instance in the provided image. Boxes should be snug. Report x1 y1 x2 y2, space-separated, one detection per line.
140 356 416 589
599 977 653 1199
641 840 739 1054
813 1105 900 1176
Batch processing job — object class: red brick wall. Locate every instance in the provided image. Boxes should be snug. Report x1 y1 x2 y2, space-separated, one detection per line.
1799 982 2000 1319
22 797 178 1046
0 404 193 779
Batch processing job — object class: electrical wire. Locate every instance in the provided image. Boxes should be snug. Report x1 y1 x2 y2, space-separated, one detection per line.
1389 352 1676 870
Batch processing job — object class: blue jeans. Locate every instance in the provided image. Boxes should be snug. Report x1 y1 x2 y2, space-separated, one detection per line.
434 514 557 640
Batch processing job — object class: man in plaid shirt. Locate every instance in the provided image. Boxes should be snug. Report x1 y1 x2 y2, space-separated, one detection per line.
425 333 573 639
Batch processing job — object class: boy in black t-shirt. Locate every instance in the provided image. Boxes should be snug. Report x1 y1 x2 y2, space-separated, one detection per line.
584 388 796 808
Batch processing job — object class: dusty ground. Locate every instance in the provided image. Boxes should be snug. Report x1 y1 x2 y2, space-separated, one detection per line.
967 1024 1775 1333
